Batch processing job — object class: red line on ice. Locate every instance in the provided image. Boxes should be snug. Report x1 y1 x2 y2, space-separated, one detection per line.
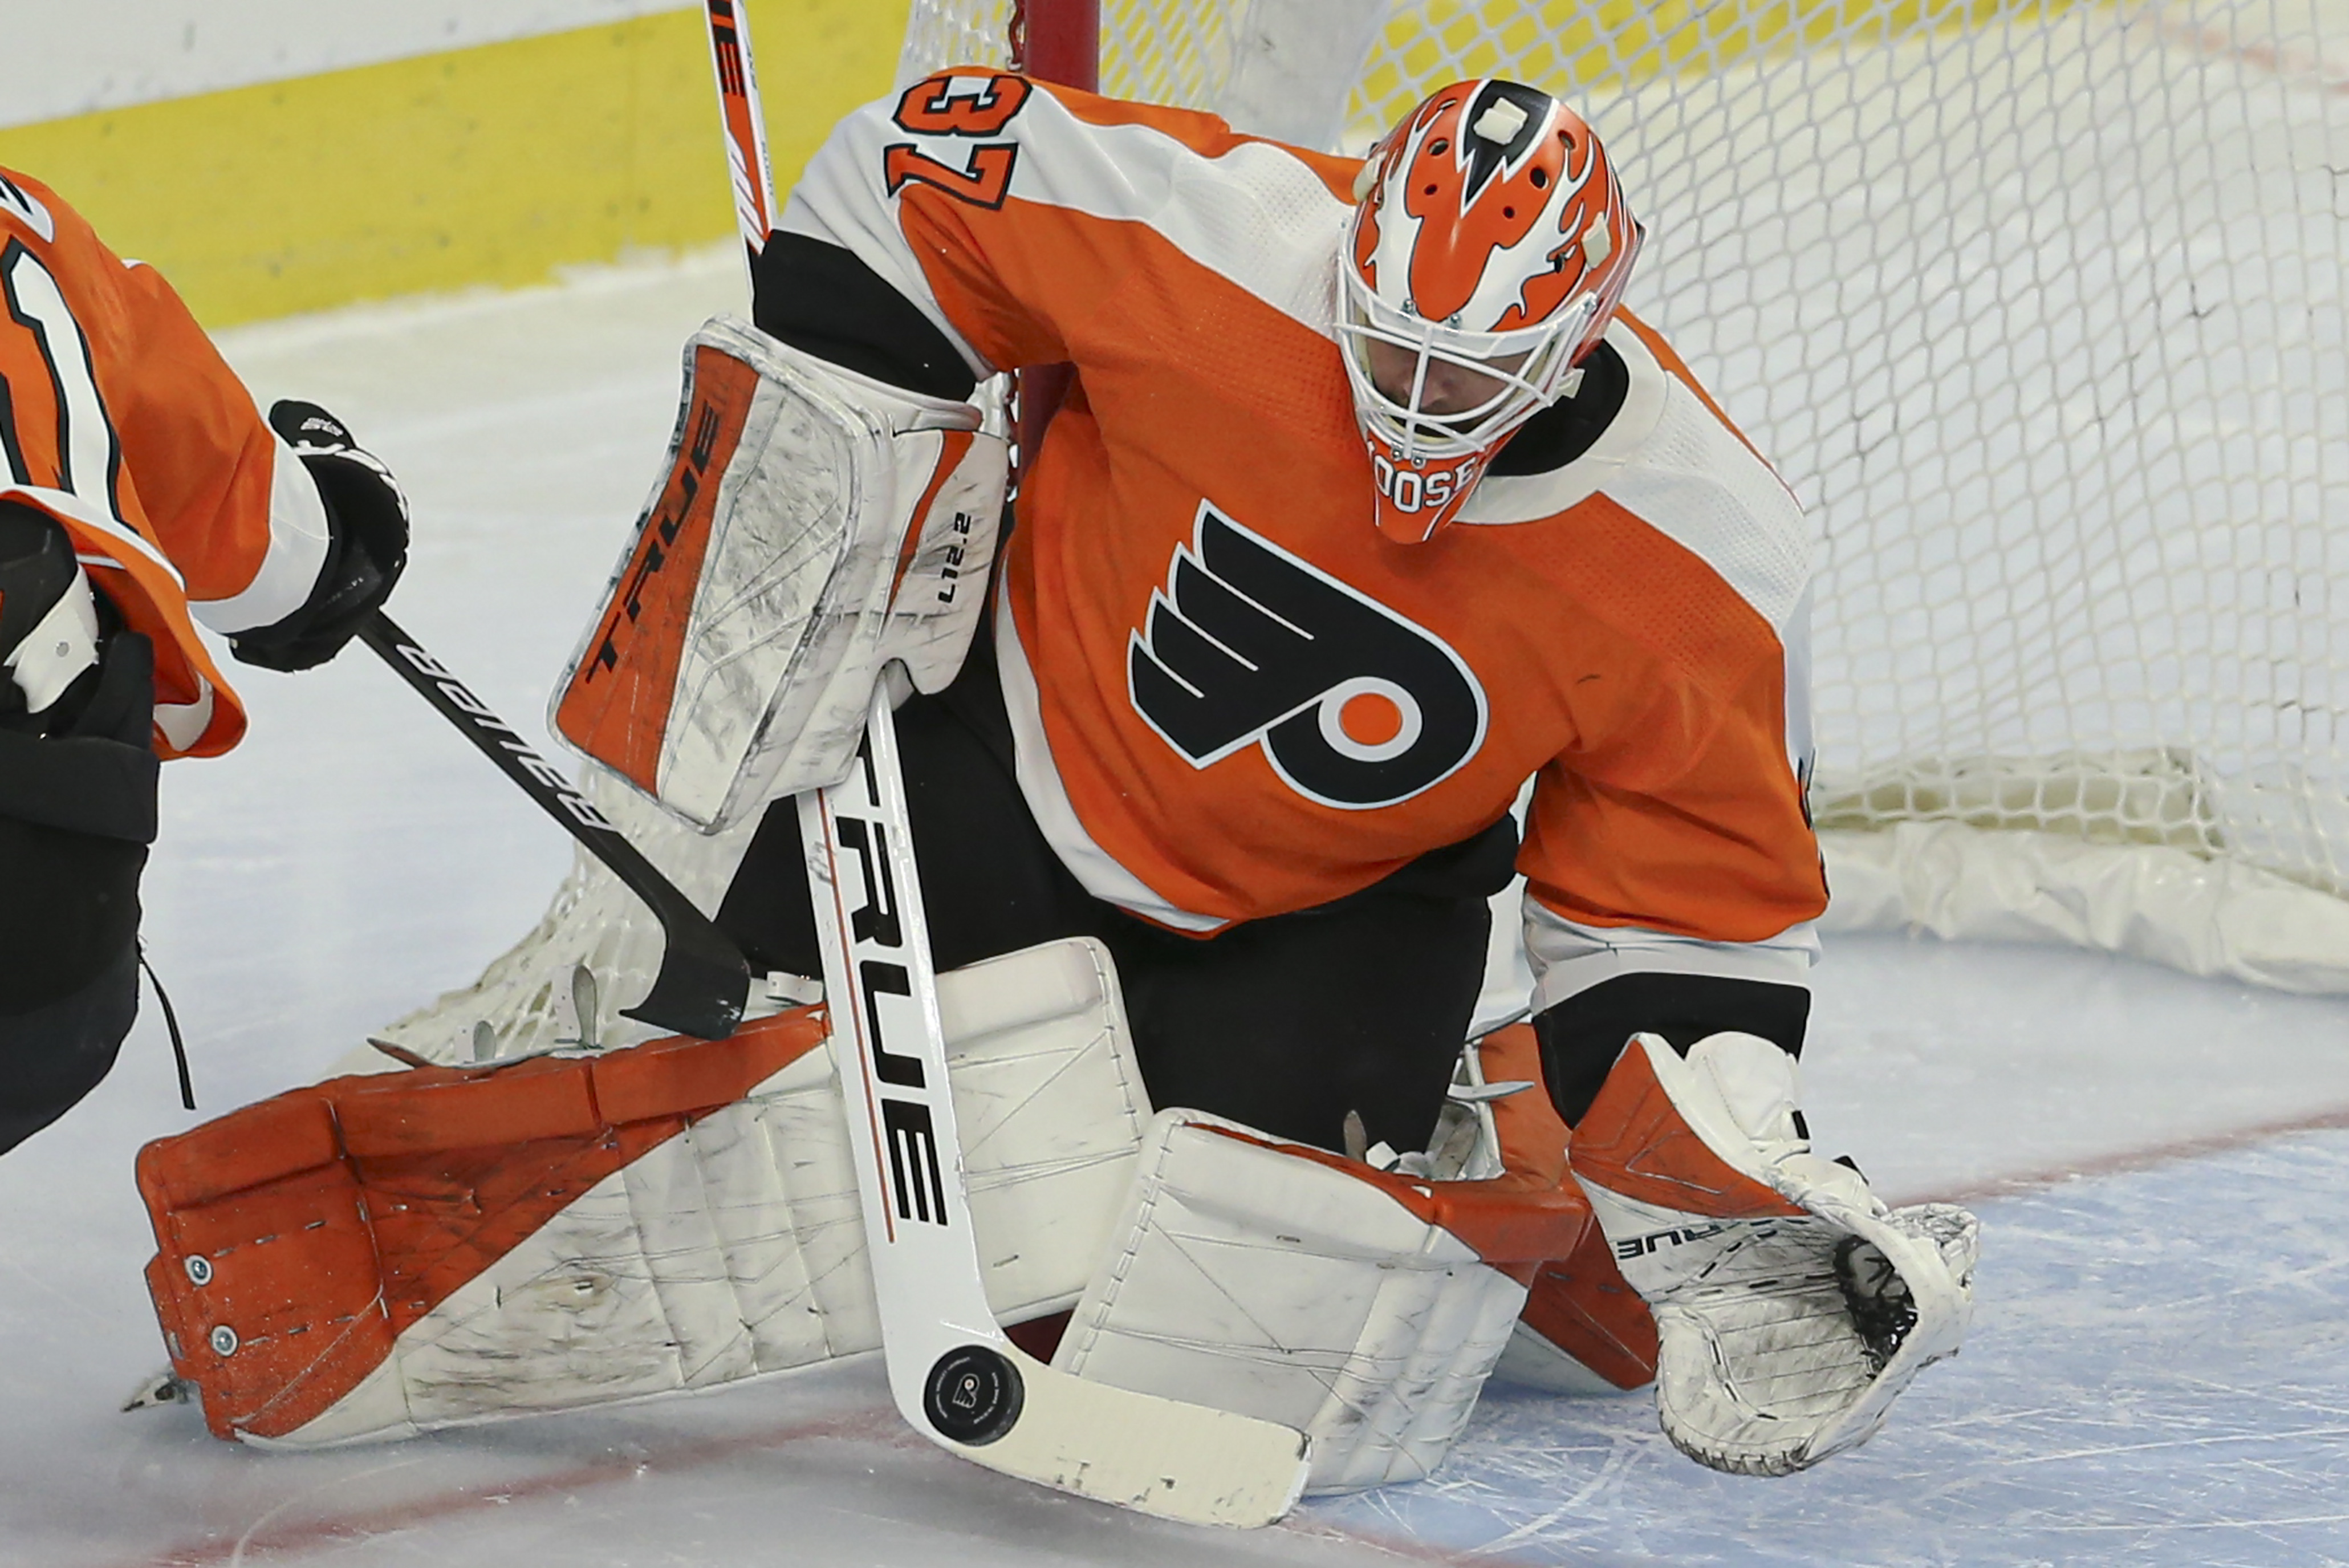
2133 9 2349 94
1903 1099 2349 1207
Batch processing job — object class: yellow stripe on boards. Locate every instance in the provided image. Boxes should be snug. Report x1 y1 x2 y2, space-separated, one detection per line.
1347 0 2118 125
0 2 909 328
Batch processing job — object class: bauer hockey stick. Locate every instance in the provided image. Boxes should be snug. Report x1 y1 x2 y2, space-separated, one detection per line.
357 612 750 1041
702 3 1309 1523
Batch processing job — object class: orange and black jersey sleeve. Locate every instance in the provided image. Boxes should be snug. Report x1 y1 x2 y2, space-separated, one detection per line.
774 76 1827 1053
1 167 334 757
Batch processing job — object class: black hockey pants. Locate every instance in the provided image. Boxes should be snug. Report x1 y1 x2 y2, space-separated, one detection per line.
716 615 1519 1157
0 628 156 1157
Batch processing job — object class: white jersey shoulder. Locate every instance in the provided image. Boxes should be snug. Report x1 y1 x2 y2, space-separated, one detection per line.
781 75 1351 376
1460 318 1811 636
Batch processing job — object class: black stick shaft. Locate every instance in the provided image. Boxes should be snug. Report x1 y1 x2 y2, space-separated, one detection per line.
358 611 748 1041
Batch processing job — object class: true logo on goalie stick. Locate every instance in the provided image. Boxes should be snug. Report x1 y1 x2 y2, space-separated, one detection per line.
830 740 951 1233
1129 503 1488 808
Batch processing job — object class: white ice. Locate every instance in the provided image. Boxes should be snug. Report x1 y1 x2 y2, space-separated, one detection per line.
3 250 2348 1568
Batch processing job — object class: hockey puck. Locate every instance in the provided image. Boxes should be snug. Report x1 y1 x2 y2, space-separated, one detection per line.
922 1344 1023 1446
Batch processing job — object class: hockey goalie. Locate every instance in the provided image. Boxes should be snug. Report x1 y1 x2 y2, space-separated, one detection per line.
135 73 1976 1503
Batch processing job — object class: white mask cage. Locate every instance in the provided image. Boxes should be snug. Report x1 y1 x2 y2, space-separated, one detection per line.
1335 263 1596 465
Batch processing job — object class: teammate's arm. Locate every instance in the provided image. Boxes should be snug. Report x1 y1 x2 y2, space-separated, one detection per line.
70 213 409 671
0 169 407 1155
223 400 407 672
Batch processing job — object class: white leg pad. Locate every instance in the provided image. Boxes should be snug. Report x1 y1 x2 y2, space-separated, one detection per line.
1054 1111 1529 1495
218 937 1149 1447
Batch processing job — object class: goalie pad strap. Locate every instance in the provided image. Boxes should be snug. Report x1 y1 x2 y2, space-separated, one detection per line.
553 317 1007 830
140 938 1148 1446
1469 1023 1659 1394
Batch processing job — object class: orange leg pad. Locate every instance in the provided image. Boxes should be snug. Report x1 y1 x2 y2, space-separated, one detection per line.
136 1009 828 1441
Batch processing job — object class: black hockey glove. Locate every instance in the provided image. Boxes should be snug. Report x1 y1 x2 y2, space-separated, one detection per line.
230 400 410 673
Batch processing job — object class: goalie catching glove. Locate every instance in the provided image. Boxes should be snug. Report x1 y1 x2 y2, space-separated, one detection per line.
1568 1031 1977 1477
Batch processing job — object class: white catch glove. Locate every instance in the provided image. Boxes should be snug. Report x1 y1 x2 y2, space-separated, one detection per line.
1568 1031 1977 1476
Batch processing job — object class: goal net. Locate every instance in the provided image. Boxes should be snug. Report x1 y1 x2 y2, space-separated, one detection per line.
372 0 2344 1069
896 0 2349 992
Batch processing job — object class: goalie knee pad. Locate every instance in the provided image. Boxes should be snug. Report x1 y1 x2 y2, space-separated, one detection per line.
137 938 1147 1445
552 316 1007 830
1469 1021 1659 1397
1568 1031 1978 1476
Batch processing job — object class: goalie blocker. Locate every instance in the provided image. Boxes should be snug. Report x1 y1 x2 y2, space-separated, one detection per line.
135 945 1651 1498
552 316 1006 832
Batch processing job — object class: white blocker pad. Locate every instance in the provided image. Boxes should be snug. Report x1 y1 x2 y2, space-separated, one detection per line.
1570 1033 1980 1477
1053 1111 1531 1496
254 937 1146 1446
552 315 1006 831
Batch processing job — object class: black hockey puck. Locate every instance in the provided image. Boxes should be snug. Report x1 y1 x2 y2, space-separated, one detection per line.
923 1344 1023 1446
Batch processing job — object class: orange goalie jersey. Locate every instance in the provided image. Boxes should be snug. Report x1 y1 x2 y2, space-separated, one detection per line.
1 168 334 758
781 75 1825 976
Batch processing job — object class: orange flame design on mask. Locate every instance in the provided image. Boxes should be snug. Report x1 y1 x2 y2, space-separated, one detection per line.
1393 92 1592 327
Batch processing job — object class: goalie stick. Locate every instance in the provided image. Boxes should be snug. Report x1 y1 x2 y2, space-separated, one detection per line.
699 1 1310 1523
356 612 750 1041
802 695 1310 1524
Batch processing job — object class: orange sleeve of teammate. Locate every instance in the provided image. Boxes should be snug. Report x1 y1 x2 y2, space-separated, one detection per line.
1519 633 1825 948
1 169 280 603
2 166 288 754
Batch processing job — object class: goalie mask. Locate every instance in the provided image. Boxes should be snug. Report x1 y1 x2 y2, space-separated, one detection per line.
1341 79 1644 543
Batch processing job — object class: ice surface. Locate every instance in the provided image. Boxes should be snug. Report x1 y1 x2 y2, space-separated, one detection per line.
1327 1128 2349 1567
2 250 2347 1567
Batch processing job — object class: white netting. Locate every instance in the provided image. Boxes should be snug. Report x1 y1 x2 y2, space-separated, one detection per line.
378 1 2347 1067
893 0 2349 989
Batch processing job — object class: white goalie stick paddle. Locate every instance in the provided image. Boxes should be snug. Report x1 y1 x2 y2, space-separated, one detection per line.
701 1 1307 1525
799 690 1311 1525
699 0 777 284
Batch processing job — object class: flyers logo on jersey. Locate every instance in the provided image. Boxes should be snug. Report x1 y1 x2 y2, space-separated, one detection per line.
1129 504 1488 810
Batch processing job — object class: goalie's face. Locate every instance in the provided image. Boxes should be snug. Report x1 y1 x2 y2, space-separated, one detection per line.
1341 78 1643 543
1361 339 1534 417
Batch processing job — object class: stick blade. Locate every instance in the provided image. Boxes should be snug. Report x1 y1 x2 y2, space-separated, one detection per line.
619 927 749 1041
961 1352 1310 1528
